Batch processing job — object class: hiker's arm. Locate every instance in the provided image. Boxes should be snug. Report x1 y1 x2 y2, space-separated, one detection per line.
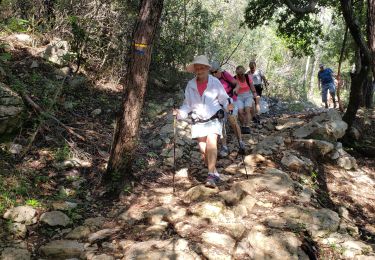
233 80 240 95
317 77 321 90
176 89 192 120
262 75 269 87
249 80 258 97
217 82 232 111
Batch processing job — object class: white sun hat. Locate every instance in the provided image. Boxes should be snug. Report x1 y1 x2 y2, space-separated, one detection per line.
186 55 211 73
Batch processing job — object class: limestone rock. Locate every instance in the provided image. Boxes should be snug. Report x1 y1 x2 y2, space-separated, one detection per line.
337 155 358 170
276 118 304 131
1 247 30 260
3 206 37 225
123 239 200 260
294 139 334 156
281 152 310 170
91 108 102 117
0 84 24 136
42 40 69 65
39 240 84 259
146 207 170 225
293 110 347 141
52 201 78 211
91 254 115 260
9 143 23 154
8 222 27 238
40 211 71 227
201 232 236 260
65 226 91 240
183 185 218 203
88 228 120 243
238 224 301 260
232 168 294 196
279 206 340 238
253 135 284 155
320 233 373 259
190 201 226 219
84 216 106 229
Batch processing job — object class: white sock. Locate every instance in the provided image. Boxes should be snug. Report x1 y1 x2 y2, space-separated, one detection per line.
213 172 220 177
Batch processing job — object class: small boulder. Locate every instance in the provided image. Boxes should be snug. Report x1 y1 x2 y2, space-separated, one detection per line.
40 211 71 227
65 226 91 240
39 240 84 259
91 108 102 117
88 228 121 243
1 248 30 260
183 184 218 203
3 206 37 225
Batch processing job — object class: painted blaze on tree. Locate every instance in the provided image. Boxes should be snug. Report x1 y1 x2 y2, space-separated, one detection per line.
106 0 164 189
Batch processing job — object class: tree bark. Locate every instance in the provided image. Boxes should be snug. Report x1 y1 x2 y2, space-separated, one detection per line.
336 25 349 112
106 0 164 187
368 0 375 76
308 55 318 97
340 0 371 129
302 55 310 100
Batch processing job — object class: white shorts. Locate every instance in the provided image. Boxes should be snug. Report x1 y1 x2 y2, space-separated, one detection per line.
235 92 254 110
191 118 223 139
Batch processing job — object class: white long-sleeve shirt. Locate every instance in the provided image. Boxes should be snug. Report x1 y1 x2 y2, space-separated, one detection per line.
178 75 230 121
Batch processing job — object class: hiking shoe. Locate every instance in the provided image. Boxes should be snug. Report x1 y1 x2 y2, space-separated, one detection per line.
219 146 229 157
205 173 220 188
241 126 251 134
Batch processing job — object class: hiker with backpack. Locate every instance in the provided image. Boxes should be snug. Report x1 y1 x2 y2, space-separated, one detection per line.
248 61 269 97
210 62 246 157
234 65 259 134
248 61 268 123
318 64 336 109
173 55 234 188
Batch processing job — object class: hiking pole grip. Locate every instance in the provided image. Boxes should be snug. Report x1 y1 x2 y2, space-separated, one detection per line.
228 98 233 115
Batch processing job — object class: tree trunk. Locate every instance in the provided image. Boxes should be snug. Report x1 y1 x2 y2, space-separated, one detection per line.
106 0 164 188
302 55 310 100
343 51 370 128
336 26 348 112
340 0 372 129
308 55 318 97
368 0 375 76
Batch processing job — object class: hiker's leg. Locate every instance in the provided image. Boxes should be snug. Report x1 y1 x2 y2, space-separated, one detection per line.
197 137 207 164
238 108 245 126
322 84 329 108
228 115 242 141
244 95 253 126
329 83 336 108
244 107 251 126
255 96 260 115
206 134 218 173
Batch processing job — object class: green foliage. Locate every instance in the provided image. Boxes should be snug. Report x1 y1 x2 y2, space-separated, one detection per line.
26 198 40 208
54 143 71 162
4 17 29 32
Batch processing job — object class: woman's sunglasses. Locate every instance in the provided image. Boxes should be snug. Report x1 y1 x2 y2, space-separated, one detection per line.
210 70 218 74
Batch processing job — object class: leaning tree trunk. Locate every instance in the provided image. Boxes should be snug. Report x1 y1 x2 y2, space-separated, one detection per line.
340 0 372 129
343 49 370 128
367 0 375 107
106 0 164 188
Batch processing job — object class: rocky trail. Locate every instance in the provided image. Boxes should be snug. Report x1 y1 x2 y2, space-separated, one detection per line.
2 103 375 259
1 35 375 260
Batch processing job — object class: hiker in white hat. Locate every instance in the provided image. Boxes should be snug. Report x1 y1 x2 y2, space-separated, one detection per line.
173 55 233 187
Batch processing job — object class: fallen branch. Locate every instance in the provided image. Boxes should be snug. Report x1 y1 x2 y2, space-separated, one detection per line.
21 92 86 141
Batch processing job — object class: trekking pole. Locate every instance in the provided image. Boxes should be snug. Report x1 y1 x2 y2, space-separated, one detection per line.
228 98 248 179
172 104 177 193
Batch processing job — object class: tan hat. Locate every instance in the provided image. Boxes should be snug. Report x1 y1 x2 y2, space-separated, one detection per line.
186 55 211 73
